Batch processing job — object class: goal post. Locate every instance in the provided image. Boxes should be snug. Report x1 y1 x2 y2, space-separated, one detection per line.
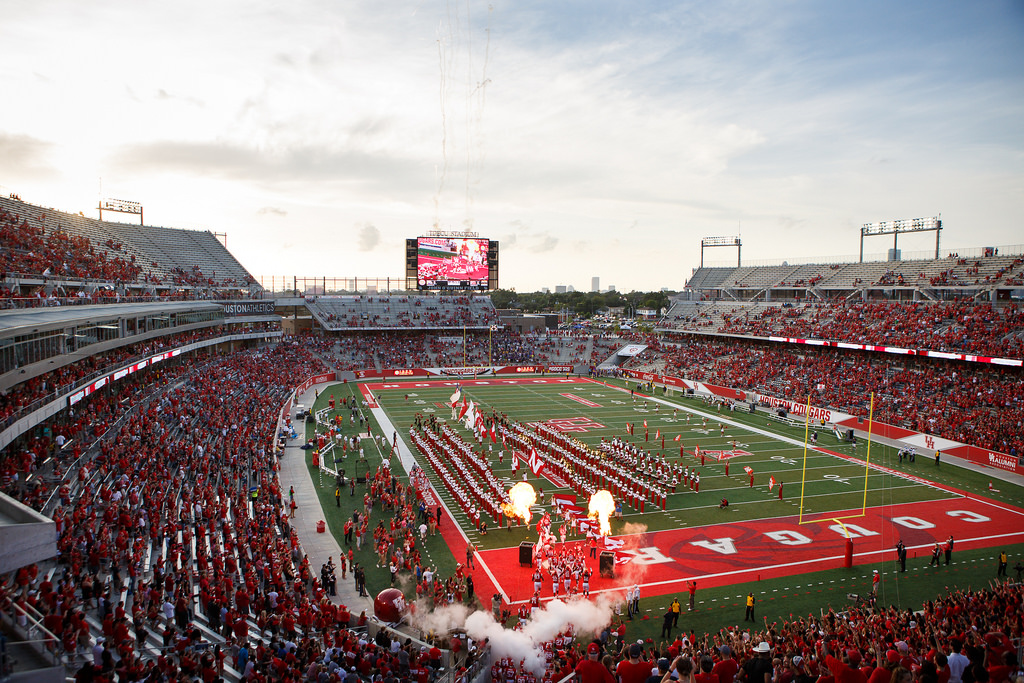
797 393 875 526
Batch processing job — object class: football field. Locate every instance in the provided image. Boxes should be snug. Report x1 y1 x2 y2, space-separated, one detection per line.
360 375 1024 605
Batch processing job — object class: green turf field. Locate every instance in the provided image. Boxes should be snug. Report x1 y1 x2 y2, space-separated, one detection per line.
301 375 1024 630
370 377 996 547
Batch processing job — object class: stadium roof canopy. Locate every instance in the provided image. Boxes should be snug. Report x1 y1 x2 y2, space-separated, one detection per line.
0 301 222 337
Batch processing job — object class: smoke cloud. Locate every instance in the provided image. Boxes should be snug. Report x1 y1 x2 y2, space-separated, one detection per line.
613 522 653 588
409 595 617 677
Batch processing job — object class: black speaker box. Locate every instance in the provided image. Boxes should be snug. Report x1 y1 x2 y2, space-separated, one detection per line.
599 550 615 578
519 541 534 567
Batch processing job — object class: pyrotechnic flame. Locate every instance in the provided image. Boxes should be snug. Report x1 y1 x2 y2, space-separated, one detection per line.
503 482 536 524
588 489 615 536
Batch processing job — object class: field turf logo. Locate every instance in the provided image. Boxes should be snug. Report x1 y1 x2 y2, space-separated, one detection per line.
529 417 606 433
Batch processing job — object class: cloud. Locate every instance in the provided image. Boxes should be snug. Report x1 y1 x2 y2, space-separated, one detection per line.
257 206 287 216
776 216 806 231
357 223 380 251
1 1 1021 292
531 235 558 253
499 222 559 254
108 139 431 194
500 222 526 249
155 88 204 107
0 133 57 179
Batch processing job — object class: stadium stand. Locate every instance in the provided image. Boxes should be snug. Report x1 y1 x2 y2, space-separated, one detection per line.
487 581 1024 683
0 196 260 304
623 328 1024 457
304 295 499 331
659 300 1024 359
310 330 602 371
0 327 218 430
0 340 506 682
682 249 1024 300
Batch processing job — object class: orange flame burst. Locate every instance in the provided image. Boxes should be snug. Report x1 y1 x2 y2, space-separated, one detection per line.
588 489 615 536
502 482 536 524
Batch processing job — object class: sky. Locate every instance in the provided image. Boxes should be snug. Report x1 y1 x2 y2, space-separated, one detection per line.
1 0 1022 293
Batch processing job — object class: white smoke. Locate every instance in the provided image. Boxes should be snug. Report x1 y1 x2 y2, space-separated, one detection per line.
409 599 473 637
614 522 652 587
411 595 617 677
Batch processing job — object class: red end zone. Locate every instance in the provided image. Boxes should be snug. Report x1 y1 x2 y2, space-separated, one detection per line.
471 495 1024 604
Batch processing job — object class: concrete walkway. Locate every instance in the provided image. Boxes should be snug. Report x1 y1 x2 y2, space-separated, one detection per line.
276 382 374 613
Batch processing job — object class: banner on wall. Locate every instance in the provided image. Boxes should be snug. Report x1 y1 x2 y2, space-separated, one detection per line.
755 394 837 423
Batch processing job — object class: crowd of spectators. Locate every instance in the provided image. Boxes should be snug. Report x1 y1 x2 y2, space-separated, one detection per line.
2 339 502 683
0 313 1022 683
0 208 142 284
0 287 260 310
626 336 1024 457
0 324 280 430
0 343 415 683
313 330 606 372
526 579 1023 683
664 301 1024 360
0 201 260 302
308 296 500 331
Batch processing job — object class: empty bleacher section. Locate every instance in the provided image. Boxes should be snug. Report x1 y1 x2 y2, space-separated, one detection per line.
314 329 604 371
681 266 733 291
682 249 1024 300
0 196 259 302
304 294 499 331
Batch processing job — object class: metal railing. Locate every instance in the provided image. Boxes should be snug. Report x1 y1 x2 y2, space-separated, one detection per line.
0 598 63 673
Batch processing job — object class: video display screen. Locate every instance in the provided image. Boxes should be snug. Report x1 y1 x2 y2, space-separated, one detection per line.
416 237 490 290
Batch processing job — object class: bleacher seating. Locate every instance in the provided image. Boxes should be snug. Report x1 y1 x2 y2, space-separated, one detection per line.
304 294 499 331
0 196 257 294
682 266 733 291
659 299 1024 359
684 249 1024 297
311 330 600 370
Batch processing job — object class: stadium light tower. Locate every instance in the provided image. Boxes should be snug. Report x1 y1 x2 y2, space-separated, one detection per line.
860 216 941 262
700 236 742 268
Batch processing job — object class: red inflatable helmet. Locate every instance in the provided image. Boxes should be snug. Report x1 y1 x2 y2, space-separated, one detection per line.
374 588 407 623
